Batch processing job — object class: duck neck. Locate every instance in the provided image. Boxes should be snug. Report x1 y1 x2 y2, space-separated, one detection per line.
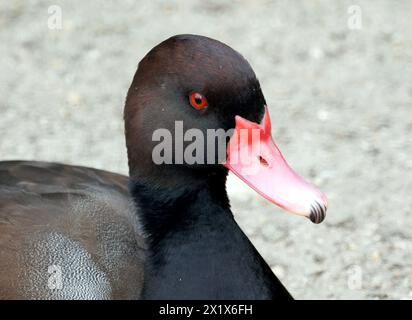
130 169 231 243
129 169 292 300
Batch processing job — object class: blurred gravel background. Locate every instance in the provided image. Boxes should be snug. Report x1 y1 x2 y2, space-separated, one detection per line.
1 0 411 299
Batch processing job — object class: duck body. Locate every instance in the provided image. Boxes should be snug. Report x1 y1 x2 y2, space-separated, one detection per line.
0 161 144 299
0 161 290 300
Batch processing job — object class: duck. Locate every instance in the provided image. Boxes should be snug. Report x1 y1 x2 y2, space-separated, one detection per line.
0 34 327 300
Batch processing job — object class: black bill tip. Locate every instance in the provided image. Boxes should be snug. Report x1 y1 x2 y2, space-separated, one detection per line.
309 202 326 224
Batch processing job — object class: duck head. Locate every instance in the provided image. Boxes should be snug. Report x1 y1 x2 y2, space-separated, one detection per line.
124 34 327 224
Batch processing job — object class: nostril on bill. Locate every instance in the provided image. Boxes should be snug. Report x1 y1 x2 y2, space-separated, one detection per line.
258 156 269 167
309 202 326 224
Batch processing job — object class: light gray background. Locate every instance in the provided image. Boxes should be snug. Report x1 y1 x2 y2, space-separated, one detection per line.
1 0 411 299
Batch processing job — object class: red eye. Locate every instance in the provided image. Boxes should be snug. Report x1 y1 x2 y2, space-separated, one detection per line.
189 92 208 110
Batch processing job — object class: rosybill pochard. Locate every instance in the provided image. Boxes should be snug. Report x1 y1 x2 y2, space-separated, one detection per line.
0 34 327 299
